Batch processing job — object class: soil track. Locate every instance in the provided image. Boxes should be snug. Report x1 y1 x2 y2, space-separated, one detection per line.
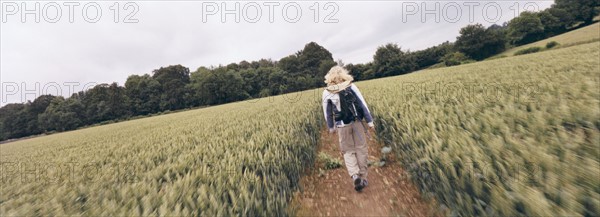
290 128 443 217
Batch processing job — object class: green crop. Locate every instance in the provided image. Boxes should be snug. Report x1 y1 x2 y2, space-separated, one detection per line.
0 90 323 216
360 42 600 216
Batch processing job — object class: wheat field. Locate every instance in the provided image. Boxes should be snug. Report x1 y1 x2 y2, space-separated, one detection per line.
360 41 600 216
0 91 323 216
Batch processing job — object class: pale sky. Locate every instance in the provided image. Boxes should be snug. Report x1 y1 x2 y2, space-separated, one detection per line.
0 1 552 106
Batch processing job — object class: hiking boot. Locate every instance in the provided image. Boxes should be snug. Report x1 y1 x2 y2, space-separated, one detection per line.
352 175 364 191
361 179 368 188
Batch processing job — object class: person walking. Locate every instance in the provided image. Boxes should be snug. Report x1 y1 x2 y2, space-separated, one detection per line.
322 66 374 192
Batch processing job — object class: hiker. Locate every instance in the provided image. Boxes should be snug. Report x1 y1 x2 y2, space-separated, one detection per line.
322 66 374 192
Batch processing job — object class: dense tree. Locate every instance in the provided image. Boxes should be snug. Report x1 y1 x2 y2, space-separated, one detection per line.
264 69 288 96
455 24 507 60
298 42 336 86
373 43 417 77
186 67 211 107
278 54 301 75
125 74 161 115
38 97 84 132
279 42 335 90
189 67 249 105
538 8 574 36
226 63 240 71
411 41 454 69
152 65 191 111
454 24 486 57
345 63 374 81
239 67 287 98
555 0 599 25
0 104 27 140
484 25 508 56
239 68 262 97
256 59 276 68
80 83 130 124
508 12 545 45
106 83 131 119
28 95 56 115
238 61 252 70
24 95 57 135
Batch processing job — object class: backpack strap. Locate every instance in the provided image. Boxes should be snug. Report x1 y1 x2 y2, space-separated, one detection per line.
327 99 336 128
347 87 371 139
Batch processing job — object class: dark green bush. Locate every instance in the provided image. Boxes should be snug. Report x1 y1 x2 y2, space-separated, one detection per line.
514 47 542 55
546 41 560 49
318 152 342 170
442 52 471 66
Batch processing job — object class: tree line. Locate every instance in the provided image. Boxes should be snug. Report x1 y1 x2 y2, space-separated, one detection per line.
1 0 597 141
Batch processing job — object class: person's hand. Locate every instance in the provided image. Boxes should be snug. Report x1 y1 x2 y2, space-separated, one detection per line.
328 128 336 134
367 122 375 133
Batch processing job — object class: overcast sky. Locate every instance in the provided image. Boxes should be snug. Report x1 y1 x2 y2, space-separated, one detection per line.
0 1 552 106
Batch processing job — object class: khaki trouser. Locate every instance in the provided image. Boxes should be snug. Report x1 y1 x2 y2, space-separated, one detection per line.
336 121 368 179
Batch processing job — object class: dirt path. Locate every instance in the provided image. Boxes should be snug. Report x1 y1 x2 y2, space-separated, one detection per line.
290 128 443 217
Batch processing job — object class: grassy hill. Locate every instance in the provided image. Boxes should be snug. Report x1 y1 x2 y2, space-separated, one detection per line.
494 22 599 57
1 42 598 216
